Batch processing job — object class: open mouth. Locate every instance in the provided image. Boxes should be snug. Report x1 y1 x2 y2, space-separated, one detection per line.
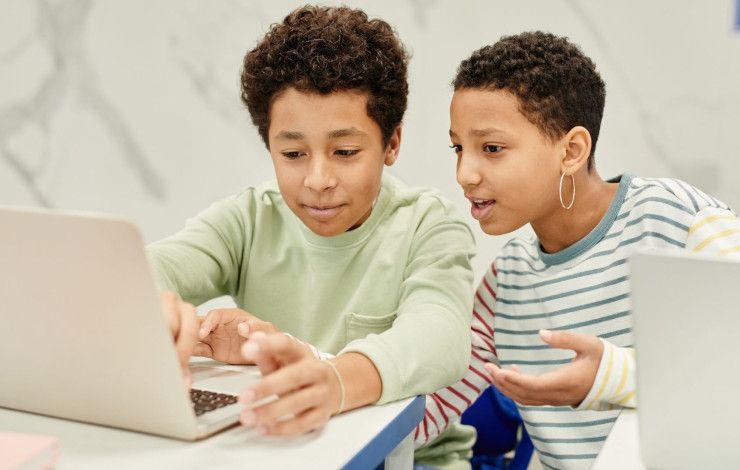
471 199 494 209
469 198 495 220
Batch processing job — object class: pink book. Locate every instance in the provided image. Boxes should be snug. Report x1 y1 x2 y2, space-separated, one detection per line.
0 433 60 470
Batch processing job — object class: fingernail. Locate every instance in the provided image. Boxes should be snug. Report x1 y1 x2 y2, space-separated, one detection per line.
241 410 255 426
240 388 255 404
242 342 259 358
539 329 552 341
238 323 249 336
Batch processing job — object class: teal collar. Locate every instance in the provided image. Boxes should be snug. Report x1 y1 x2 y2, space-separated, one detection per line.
537 174 632 266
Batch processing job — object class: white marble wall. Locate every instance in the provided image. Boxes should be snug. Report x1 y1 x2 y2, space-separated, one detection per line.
2 0 739 280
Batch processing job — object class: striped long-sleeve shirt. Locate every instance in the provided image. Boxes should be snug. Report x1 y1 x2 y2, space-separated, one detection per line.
415 174 740 469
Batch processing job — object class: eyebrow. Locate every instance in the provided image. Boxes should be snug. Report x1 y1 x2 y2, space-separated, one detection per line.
274 128 368 141
470 127 508 138
327 128 367 139
449 128 508 139
275 130 305 141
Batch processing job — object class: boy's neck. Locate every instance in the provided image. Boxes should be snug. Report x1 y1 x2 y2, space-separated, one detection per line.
532 169 619 255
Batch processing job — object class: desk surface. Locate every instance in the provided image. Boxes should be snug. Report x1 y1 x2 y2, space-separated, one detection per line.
592 410 646 470
1 361 424 470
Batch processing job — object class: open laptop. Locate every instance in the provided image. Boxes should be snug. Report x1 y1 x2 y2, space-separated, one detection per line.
631 249 740 469
0 207 251 440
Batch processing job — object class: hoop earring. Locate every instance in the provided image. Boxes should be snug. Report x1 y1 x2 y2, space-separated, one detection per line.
559 173 575 210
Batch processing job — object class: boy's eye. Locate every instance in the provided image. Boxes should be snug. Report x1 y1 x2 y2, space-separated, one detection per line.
335 149 359 157
282 151 305 159
484 144 503 154
450 144 462 153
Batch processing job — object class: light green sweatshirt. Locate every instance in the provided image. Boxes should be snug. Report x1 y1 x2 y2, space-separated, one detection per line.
147 173 475 405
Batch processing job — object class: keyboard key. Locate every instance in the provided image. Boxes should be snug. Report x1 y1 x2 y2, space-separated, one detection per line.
190 388 239 416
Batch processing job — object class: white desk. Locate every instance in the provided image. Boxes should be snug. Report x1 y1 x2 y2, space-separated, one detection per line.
592 410 646 470
1 360 424 469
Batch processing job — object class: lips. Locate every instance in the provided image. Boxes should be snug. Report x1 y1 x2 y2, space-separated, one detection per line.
302 203 346 221
468 197 495 221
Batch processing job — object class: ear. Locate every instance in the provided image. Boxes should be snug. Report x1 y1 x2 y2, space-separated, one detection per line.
384 126 402 166
559 126 592 175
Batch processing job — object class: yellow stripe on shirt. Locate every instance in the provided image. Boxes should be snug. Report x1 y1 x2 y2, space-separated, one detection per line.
585 342 614 410
718 245 740 256
617 390 636 406
691 228 740 252
687 214 738 236
610 353 630 401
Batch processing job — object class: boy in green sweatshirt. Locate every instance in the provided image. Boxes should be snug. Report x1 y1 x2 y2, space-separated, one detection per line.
149 5 475 438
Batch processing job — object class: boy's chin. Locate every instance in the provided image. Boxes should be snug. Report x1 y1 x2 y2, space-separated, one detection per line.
479 219 525 236
302 214 362 237
304 221 347 237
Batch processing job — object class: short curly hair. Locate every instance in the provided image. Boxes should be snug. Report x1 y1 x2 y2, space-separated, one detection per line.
454 31 606 170
241 5 409 147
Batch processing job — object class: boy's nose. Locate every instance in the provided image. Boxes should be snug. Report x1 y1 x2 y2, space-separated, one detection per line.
304 156 338 192
456 154 483 188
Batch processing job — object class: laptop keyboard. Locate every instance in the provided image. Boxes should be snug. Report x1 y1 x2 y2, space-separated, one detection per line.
190 389 239 416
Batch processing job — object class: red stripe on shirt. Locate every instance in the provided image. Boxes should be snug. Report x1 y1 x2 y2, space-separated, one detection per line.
447 385 473 407
473 309 494 337
482 276 497 299
470 363 493 385
422 411 429 442
435 393 462 416
426 409 440 437
431 394 450 426
473 335 498 362
472 327 496 352
476 292 496 318
491 262 498 277
471 349 493 364
462 378 482 395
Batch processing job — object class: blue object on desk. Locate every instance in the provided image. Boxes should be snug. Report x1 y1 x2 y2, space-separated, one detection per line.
344 395 425 470
736 0 740 29
461 386 534 470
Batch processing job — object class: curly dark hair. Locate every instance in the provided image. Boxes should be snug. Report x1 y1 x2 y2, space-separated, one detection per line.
241 5 409 147
454 31 606 170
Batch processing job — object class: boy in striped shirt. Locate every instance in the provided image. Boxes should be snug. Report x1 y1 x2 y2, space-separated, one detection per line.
413 32 740 469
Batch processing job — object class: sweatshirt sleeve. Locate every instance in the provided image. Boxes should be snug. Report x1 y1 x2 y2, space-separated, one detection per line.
340 198 476 404
146 191 252 306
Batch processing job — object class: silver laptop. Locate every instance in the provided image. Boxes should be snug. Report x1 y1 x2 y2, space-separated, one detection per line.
0 207 250 440
631 249 740 469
